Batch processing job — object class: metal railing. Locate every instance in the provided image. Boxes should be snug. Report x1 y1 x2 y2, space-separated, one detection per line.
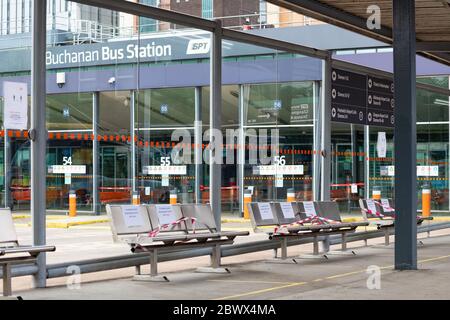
1 221 448 280
0 10 322 49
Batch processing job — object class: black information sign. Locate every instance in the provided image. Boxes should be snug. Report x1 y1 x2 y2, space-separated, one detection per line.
331 68 394 127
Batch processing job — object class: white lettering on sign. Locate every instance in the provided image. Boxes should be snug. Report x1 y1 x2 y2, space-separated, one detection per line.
303 201 317 217
186 39 211 55
417 166 439 177
122 205 144 228
156 205 178 225
379 166 439 177
46 43 172 66
143 166 187 175
51 165 86 174
253 165 304 176
280 202 295 219
3 81 28 130
258 203 274 220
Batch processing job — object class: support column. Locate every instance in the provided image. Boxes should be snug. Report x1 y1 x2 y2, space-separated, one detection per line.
238 85 245 214
92 92 100 214
312 81 321 201
130 90 137 195
210 20 222 230
31 0 47 288
364 125 370 199
393 0 417 270
320 55 332 201
194 87 203 204
4 130 10 208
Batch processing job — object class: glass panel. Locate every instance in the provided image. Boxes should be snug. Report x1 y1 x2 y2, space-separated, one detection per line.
331 122 365 213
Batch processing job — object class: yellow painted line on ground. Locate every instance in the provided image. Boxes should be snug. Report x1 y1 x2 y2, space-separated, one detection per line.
209 279 292 285
12 214 28 220
213 252 450 300
418 254 450 264
213 282 308 300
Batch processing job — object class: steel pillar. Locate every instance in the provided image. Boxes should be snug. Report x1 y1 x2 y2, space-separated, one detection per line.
31 0 47 288
320 55 332 201
194 87 203 204
393 0 417 270
92 92 100 214
210 20 222 230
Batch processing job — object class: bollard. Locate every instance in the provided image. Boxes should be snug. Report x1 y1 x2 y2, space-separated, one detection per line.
170 189 177 205
422 183 431 218
69 190 77 217
287 188 296 202
243 189 252 219
372 186 381 201
132 191 140 205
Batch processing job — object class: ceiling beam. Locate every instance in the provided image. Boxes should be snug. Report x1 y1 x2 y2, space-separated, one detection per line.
266 0 392 43
416 42 450 52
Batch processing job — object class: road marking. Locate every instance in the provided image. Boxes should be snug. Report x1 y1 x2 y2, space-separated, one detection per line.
213 282 307 300
209 279 292 285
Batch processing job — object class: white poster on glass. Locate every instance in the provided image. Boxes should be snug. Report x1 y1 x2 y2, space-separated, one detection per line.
377 132 387 158
3 81 28 130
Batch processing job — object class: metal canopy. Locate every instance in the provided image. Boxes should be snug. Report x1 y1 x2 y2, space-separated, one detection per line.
267 0 450 66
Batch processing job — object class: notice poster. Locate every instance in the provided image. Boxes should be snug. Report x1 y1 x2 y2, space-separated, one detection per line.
280 202 295 219
377 132 387 158
366 200 378 214
303 201 317 217
381 199 391 210
156 205 178 225
3 81 28 130
258 203 274 220
122 205 144 228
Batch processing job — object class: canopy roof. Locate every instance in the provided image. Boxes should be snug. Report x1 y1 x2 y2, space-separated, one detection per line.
268 0 450 65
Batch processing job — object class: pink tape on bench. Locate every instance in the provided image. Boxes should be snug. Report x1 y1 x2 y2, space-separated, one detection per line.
149 217 197 238
273 216 339 235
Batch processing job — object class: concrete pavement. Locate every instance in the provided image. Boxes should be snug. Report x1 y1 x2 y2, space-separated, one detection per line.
8 225 450 300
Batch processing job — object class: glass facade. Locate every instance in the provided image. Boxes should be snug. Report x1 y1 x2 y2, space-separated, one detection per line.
0 2 448 218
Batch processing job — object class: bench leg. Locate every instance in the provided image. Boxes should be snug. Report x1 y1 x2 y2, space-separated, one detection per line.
280 238 288 260
196 245 230 274
135 265 141 276
3 264 12 297
133 249 169 282
384 228 390 246
325 233 356 256
294 236 327 261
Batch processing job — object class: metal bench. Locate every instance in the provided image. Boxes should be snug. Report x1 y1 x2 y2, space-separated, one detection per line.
0 209 55 298
106 204 249 282
248 201 368 262
359 198 433 246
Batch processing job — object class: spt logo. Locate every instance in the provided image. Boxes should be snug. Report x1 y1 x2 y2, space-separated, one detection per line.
186 39 211 55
